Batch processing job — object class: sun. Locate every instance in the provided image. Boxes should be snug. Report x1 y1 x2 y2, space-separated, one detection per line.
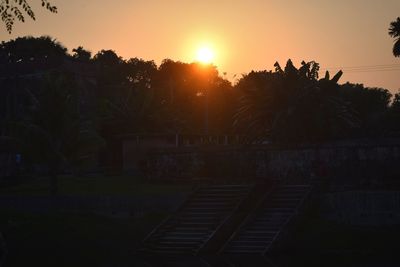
196 46 214 64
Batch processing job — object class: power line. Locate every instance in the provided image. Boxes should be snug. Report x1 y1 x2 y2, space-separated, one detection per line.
343 68 400 73
322 63 400 69
320 63 400 73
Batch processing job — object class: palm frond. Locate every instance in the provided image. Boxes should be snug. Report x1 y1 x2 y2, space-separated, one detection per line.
389 17 400 38
393 38 400 57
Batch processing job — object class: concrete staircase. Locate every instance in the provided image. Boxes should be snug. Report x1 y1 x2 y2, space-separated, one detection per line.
141 184 252 255
221 185 311 255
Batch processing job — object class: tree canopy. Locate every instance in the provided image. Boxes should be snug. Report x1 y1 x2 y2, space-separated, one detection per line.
389 17 400 57
233 60 361 144
1 36 399 154
0 35 67 63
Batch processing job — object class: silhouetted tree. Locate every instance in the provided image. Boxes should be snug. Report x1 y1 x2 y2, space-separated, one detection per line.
0 0 57 33
72 46 92 62
389 17 400 57
2 74 104 194
102 57 158 134
382 91 400 135
0 35 67 63
339 83 392 136
93 49 123 66
93 49 126 97
234 60 359 144
392 91 400 110
153 59 232 134
3 35 397 154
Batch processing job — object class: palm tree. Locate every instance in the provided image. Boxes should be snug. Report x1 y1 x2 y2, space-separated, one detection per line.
389 17 400 57
1 74 104 194
233 60 359 144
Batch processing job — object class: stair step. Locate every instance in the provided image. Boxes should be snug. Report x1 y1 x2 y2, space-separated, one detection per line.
198 187 249 191
229 244 270 251
274 192 308 196
143 184 307 255
268 199 301 203
223 248 265 254
187 199 233 203
252 216 286 220
249 224 285 229
184 207 232 212
146 249 193 254
178 213 219 217
173 224 213 228
157 232 210 237
185 203 233 207
159 238 205 241
252 219 289 224
173 225 214 232
242 229 279 233
198 193 247 196
257 213 292 218
277 186 309 190
171 218 219 223
229 240 271 245
157 240 203 245
235 235 275 241
147 246 196 252
262 207 294 212
195 192 245 195
160 230 208 235
197 190 249 194
220 185 311 255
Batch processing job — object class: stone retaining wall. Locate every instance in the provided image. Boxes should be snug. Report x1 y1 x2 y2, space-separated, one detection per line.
321 191 400 225
138 143 400 185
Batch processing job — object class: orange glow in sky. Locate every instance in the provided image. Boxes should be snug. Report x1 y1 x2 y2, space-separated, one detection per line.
1 0 400 92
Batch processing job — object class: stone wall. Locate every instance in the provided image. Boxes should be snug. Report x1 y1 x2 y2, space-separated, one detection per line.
321 191 400 225
132 142 400 185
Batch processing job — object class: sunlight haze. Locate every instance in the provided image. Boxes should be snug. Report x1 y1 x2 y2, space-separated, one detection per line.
196 46 215 64
1 0 399 91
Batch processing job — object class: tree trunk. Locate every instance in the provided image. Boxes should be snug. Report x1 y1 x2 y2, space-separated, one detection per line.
49 162 59 196
50 172 58 195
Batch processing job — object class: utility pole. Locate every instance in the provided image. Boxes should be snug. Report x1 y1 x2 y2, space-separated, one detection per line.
204 85 209 135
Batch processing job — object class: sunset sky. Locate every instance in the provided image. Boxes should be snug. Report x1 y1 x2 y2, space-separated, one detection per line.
1 0 399 92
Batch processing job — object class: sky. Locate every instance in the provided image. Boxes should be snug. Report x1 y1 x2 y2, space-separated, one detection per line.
1 0 399 92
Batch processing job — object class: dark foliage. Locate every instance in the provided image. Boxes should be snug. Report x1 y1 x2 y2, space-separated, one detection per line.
1 36 400 157
0 35 67 64
0 0 57 33
389 17 400 57
233 60 360 144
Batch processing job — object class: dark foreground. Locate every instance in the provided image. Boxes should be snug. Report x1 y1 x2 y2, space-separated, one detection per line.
0 210 399 267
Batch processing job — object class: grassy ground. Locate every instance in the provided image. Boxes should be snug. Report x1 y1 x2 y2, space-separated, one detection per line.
0 175 191 196
0 175 191 266
291 219 400 254
0 210 167 267
273 215 400 267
